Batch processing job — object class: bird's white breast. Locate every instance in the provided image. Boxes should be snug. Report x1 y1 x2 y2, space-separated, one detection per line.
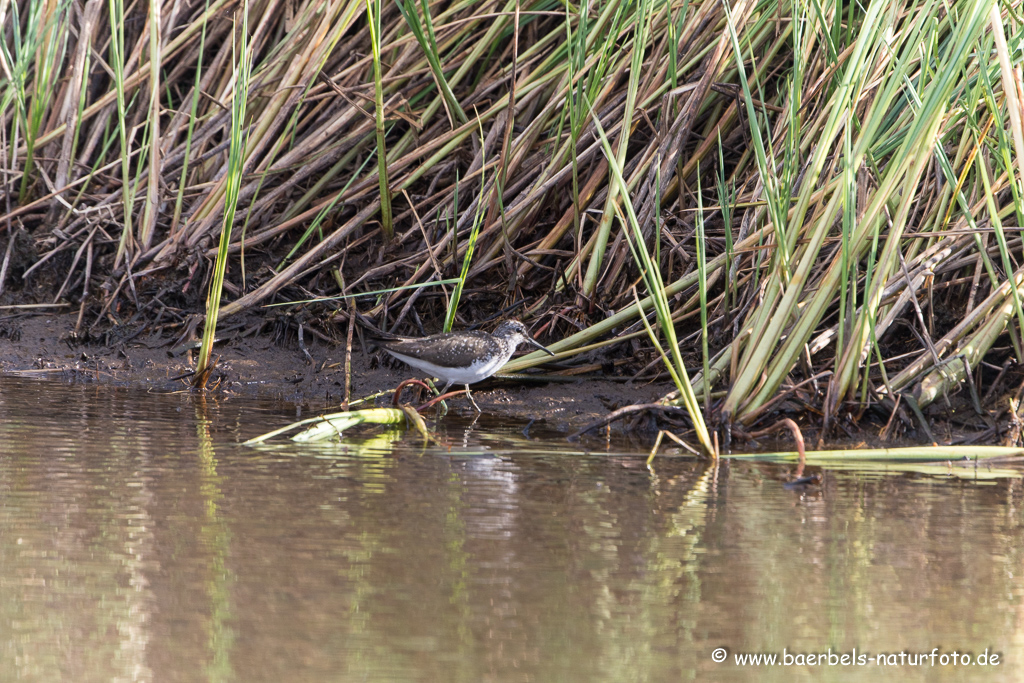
385 348 513 384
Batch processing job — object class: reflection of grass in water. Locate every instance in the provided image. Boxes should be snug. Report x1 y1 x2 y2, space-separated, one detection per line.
195 405 235 682
442 465 473 676
648 462 716 680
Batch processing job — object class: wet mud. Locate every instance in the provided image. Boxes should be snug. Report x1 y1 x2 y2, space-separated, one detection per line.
0 311 669 434
4 309 1019 448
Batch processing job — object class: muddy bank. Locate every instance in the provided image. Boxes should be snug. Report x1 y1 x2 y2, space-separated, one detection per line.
0 310 670 434
4 309 1017 448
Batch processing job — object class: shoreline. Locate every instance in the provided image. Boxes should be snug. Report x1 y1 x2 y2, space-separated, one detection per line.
0 310 671 434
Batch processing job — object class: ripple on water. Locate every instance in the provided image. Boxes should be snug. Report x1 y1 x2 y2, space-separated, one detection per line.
0 376 1022 682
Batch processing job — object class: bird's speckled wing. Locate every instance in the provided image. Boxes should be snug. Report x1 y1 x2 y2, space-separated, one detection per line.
377 331 499 369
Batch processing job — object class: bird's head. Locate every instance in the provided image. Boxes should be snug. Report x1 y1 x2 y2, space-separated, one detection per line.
493 320 554 356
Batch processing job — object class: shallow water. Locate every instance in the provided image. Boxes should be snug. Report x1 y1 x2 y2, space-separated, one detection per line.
0 375 1021 682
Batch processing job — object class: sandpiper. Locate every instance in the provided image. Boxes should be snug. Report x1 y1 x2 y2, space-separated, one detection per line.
375 319 555 411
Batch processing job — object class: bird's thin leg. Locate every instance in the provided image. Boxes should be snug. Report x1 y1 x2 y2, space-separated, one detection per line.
465 384 481 413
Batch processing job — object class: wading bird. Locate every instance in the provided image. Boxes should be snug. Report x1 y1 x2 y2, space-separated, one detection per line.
376 319 554 411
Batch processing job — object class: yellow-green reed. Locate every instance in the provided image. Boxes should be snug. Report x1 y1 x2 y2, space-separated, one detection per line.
590 106 713 456
365 0 393 241
194 1 252 387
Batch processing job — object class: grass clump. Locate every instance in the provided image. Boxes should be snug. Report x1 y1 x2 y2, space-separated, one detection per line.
2 0 1024 450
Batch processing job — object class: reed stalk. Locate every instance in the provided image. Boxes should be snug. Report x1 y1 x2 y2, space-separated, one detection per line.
107 0 133 267
366 0 393 240
194 2 252 387
591 105 713 455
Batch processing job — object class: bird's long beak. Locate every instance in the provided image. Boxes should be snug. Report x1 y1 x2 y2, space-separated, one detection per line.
526 336 555 356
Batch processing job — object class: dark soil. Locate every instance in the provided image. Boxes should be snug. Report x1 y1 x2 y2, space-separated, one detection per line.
0 310 669 434
3 303 1019 448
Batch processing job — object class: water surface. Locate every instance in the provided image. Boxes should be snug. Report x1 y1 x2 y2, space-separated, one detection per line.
0 376 1021 682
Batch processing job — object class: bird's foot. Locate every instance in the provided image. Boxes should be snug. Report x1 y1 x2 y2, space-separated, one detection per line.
465 387 482 413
